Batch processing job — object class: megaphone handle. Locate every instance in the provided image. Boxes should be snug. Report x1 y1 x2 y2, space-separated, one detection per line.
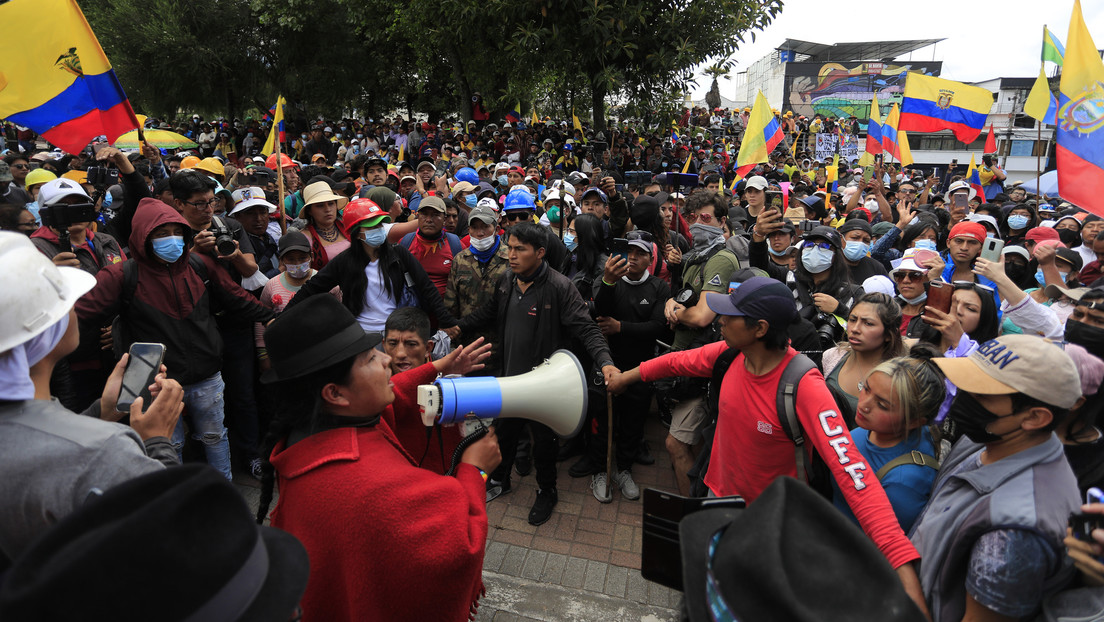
445 423 489 477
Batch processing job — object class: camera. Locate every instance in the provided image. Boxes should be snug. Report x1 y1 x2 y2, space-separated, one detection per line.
208 218 237 256
40 203 97 230
85 166 119 189
814 312 843 349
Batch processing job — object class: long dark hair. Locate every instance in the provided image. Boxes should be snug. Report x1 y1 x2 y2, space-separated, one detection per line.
345 234 396 315
255 354 358 524
795 238 853 296
572 213 605 274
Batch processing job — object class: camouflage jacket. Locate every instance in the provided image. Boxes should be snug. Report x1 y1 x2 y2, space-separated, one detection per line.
444 242 510 373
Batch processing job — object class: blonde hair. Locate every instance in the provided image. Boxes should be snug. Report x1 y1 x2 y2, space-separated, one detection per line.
867 346 946 438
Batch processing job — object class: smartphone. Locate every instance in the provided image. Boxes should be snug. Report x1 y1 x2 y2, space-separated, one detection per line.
953 193 968 209
766 191 783 210
980 237 1004 262
611 238 630 262
862 166 874 183
116 343 166 413
925 281 953 316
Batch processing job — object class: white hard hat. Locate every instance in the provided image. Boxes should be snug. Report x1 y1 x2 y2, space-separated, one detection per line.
0 232 96 353
476 197 499 212
38 178 91 207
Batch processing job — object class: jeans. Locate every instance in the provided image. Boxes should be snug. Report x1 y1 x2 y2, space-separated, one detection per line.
173 372 233 480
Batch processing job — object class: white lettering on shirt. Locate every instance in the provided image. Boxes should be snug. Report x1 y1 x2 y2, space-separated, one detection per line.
818 410 844 437
828 437 851 464
818 409 868 491
843 463 868 490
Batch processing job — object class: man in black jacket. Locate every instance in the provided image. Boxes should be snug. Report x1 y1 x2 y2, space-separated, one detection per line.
447 223 618 526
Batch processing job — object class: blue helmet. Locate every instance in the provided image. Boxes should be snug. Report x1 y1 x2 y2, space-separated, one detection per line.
503 188 535 211
454 167 479 185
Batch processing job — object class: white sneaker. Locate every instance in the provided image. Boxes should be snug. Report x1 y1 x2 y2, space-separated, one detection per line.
591 472 611 503
615 470 640 500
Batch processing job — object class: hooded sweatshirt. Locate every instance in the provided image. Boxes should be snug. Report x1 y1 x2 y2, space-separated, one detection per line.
76 199 274 385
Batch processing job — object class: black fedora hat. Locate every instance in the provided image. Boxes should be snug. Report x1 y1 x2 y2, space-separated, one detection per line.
262 295 380 383
0 465 309 621
679 477 925 622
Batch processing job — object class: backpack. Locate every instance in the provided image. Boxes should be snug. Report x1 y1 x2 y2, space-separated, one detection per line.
687 350 827 497
111 254 209 358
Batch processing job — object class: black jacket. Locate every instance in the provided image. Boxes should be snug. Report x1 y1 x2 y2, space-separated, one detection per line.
457 262 614 373
285 242 458 327
748 238 863 320
593 275 671 369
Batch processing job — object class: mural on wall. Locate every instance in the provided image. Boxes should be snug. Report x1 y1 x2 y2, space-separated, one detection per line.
785 61 942 123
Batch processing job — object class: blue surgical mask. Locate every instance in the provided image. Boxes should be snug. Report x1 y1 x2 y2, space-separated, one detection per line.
361 227 387 247
1037 269 1069 284
913 239 938 252
563 232 578 251
767 244 789 257
801 246 834 273
843 240 870 262
497 175 508 186
1007 214 1030 230
152 235 185 263
464 194 477 208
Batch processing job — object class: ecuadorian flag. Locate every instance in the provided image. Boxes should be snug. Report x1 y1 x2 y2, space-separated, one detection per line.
899 73 993 144
505 102 521 124
0 0 138 154
1056 0 1104 216
734 91 784 177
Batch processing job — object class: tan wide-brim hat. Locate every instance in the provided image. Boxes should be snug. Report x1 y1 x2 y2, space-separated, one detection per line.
299 181 349 218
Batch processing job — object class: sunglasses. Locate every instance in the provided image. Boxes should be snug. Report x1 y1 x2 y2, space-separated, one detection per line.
801 241 833 251
10 164 29 170
893 271 924 282
505 211 531 221
626 230 654 243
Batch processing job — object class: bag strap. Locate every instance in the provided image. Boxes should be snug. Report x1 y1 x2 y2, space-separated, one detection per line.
399 232 414 250
119 258 139 311
874 450 940 480
774 353 817 484
706 348 741 422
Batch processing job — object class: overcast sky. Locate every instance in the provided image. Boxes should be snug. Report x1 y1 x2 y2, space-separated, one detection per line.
690 0 1104 100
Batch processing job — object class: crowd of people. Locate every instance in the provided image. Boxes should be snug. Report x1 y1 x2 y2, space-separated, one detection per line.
2 107 1104 621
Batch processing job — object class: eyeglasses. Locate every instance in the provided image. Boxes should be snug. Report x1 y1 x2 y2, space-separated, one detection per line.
505 211 531 221
893 271 924 282
10 164 29 170
185 198 219 209
801 241 833 251
899 188 917 195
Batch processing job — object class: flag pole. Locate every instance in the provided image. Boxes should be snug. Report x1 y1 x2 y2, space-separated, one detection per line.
275 125 287 235
1036 118 1042 199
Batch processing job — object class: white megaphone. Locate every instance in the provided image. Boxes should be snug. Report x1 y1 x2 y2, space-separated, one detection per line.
418 349 589 438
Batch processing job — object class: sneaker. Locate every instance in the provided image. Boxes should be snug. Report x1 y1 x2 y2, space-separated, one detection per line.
514 453 532 477
528 488 558 526
591 472 612 503
486 479 512 503
634 441 655 466
248 457 264 480
614 470 640 500
568 454 599 478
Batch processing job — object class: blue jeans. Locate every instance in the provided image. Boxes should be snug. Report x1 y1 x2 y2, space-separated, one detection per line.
173 372 233 480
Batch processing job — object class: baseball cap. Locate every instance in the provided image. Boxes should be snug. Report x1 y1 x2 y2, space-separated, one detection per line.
229 186 277 215
1002 245 1031 262
468 205 498 226
808 225 842 249
419 196 447 213
476 197 499 212
1025 227 1061 245
948 221 986 244
745 176 768 191
38 178 91 206
581 187 608 204
277 230 311 257
934 334 1081 409
625 231 654 255
416 158 435 171
451 181 476 194
705 276 797 327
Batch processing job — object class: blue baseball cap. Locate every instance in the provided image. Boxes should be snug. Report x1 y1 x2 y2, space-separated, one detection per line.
581 187 608 204
706 276 797 327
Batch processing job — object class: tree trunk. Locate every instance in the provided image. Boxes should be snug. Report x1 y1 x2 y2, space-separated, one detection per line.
591 83 607 133
444 46 474 124
706 77 721 110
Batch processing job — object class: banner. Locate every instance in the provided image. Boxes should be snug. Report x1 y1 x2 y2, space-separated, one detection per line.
814 133 838 161
839 135 859 162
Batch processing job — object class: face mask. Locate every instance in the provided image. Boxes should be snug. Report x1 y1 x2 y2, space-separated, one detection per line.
843 240 870 262
563 232 578 251
864 199 879 212
285 261 311 279
1007 214 1030 230
464 194 478 208
1066 319 1104 360
1036 269 1068 284
901 292 927 306
357 134 364 139
767 244 789 257
247 132 253 138
948 391 1007 444
1005 262 1028 283
301 134 307 140
689 223 723 248
360 227 387 247
152 235 185 263
913 239 938 252
497 175 508 186
801 246 834 273
470 234 497 252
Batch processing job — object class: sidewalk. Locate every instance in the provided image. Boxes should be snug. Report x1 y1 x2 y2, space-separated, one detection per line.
235 410 683 621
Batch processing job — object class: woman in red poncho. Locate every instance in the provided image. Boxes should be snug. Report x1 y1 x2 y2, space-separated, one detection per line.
255 294 500 621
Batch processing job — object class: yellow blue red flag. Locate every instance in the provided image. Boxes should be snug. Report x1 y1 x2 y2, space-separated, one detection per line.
506 102 521 124
859 95 882 166
0 0 138 154
966 155 986 204
1056 0 1104 216
735 91 784 177
899 73 993 144
262 96 285 156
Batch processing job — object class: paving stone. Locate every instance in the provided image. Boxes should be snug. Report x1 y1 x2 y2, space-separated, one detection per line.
583 560 608 593
484 541 508 572
500 544 527 576
540 552 567 583
520 550 547 580
561 556 587 589
604 564 629 599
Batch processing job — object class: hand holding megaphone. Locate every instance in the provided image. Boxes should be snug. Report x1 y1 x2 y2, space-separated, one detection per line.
460 426 502 475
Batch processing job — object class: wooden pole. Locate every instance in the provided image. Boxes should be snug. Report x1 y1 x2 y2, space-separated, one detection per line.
1036 120 1042 199
275 131 287 235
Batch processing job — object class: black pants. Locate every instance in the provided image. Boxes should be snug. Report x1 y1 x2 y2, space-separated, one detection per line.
492 419 557 491
219 324 259 462
588 387 651 473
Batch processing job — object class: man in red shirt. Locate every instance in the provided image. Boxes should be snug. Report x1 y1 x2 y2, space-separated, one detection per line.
608 276 927 614
402 195 461 296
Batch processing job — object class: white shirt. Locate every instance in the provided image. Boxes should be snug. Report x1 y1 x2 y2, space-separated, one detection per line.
355 259 396 333
1077 244 1097 269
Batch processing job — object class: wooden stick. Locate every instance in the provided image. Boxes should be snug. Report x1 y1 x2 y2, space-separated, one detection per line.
275 129 287 235
604 390 614 501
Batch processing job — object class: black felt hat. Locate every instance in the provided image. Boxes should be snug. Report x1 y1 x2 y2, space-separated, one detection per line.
0 465 310 621
261 294 380 382
679 477 925 622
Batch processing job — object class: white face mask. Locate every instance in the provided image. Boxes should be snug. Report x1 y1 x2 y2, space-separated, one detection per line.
285 261 311 279
470 235 496 251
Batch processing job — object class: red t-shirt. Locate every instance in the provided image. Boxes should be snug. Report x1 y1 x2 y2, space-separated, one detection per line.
639 341 919 569
407 233 455 297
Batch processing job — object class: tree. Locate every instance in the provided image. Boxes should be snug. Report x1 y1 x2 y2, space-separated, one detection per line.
704 62 733 111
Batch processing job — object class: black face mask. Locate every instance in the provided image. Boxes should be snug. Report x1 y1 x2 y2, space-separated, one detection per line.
1057 228 1081 249
949 391 1006 444
1066 319 1104 360
1004 262 1028 284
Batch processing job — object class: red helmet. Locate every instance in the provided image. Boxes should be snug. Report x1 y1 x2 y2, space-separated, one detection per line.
265 153 297 170
341 199 390 238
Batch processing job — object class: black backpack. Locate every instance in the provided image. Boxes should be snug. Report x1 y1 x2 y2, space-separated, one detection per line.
111 255 209 358
687 349 829 497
